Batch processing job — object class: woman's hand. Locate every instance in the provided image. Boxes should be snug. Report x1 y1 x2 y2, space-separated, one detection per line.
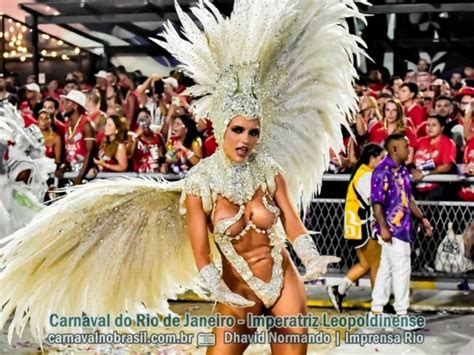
292 234 340 281
200 264 255 308
54 165 67 178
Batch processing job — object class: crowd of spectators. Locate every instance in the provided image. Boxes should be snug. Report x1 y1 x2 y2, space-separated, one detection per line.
0 58 473 201
0 66 217 189
329 60 474 202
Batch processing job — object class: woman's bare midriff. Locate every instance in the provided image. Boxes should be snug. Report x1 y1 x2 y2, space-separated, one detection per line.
211 189 280 303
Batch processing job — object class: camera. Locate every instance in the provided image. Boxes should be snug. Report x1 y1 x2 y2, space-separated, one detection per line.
196 332 216 347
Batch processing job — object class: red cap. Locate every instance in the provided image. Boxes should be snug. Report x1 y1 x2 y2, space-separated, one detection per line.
455 86 474 101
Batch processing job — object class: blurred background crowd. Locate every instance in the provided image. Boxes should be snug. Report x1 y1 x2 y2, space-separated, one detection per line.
0 58 473 201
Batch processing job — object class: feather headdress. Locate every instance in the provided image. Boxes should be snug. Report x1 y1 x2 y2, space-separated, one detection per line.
153 0 366 209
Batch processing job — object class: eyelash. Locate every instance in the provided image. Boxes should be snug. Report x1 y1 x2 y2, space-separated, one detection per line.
231 127 260 136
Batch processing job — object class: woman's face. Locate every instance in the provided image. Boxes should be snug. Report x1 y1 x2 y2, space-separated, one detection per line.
426 117 443 138
398 86 412 103
104 118 118 137
37 112 51 130
223 116 260 163
48 80 58 91
384 102 399 124
172 117 187 139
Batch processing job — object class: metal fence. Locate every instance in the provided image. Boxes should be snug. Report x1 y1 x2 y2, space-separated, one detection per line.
54 173 474 279
294 198 474 278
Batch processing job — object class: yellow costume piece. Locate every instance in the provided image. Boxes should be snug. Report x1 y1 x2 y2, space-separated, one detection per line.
344 164 373 241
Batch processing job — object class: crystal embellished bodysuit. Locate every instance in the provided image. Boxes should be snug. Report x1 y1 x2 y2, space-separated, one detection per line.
180 149 286 307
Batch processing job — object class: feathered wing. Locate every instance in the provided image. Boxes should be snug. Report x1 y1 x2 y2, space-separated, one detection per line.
0 178 204 344
152 0 364 211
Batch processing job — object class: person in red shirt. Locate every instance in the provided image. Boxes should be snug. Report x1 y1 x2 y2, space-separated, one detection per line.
42 80 61 100
416 71 435 114
417 95 457 139
412 115 457 200
367 68 385 93
398 81 426 129
458 138 474 201
367 98 417 164
458 87 474 142
129 109 165 173
56 90 95 185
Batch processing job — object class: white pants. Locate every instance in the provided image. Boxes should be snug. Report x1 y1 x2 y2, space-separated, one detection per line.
371 237 411 315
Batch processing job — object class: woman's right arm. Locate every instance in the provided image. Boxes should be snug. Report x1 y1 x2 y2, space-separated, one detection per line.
185 193 255 307
185 194 211 270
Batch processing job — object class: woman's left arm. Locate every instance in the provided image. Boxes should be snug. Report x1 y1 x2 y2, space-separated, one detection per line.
274 173 308 241
274 173 340 280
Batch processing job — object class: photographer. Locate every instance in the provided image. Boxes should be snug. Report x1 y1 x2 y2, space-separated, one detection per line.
128 108 165 173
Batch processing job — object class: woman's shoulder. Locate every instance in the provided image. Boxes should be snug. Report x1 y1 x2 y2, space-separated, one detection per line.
49 131 61 141
192 136 202 146
254 153 284 175
356 169 372 187
185 156 214 183
180 157 214 214
439 134 456 146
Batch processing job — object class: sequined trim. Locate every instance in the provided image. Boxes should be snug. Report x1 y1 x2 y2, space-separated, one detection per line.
214 205 245 236
213 194 280 239
215 225 285 308
179 149 283 216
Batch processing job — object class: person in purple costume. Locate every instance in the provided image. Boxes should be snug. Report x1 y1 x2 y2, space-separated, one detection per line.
370 133 433 316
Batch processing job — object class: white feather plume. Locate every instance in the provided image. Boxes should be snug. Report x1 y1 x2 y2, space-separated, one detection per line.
153 0 365 211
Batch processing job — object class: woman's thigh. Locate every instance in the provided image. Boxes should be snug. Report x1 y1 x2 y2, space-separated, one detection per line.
362 238 381 268
207 300 265 355
268 250 308 355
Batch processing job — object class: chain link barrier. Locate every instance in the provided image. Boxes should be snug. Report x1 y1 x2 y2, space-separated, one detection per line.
288 199 474 279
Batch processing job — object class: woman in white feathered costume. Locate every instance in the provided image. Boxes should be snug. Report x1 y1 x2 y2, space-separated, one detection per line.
0 101 55 238
0 0 365 353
